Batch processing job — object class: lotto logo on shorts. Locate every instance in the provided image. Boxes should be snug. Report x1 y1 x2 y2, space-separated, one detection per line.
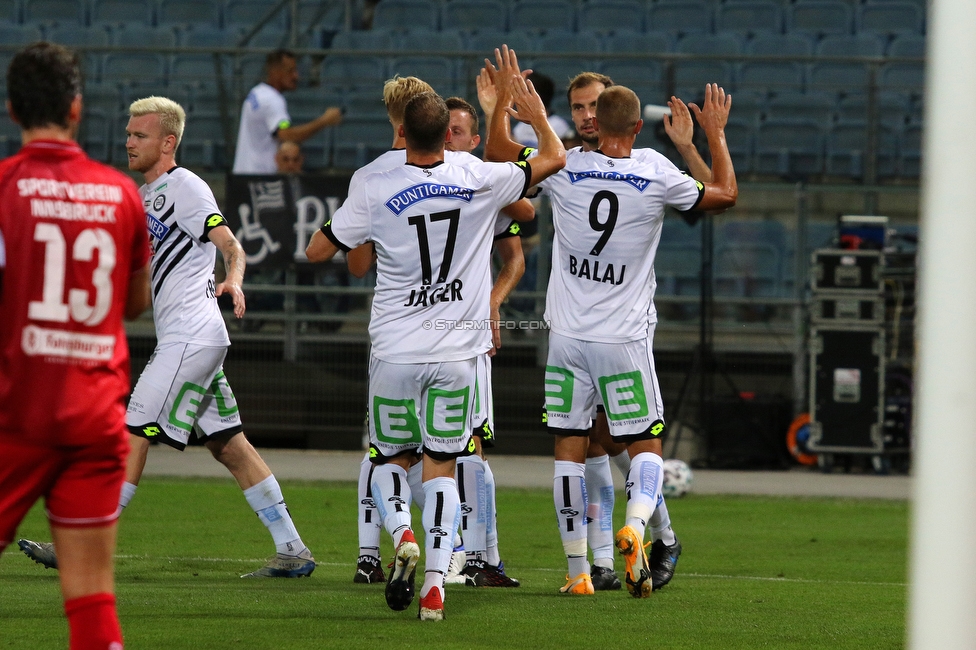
545 366 574 413
599 371 650 422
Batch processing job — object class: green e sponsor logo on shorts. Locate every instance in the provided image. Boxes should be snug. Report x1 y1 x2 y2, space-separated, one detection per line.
426 387 469 438
545 366 574 413
169 381 207 432
599 371 650 422
210 371 239 417
373 397 422 445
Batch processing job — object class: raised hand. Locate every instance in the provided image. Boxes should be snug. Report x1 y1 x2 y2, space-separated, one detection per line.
663 96 694 147
689 83 731 135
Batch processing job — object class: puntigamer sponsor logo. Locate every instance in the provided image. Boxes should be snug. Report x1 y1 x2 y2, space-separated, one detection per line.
147 213 169 240
385 183 474 216
567 170 651 192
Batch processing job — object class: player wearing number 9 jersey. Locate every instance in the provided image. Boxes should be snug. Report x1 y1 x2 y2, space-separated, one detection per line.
0 42 151 650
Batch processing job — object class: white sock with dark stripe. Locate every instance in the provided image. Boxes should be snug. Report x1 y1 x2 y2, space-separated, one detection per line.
456 455 487 560
554 460 589 578
585 454 615 570
484 460 501 566
650 493 677 545
119 482 138 510
624 452 664 542
370 463 413 547
357 454 381 559
420 476 460 600
243 475 305 556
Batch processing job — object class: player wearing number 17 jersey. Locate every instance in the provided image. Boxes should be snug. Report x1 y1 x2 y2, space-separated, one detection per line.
307 87 565 620
0 42 151 650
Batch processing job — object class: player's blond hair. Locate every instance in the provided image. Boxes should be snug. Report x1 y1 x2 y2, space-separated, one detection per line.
383 75 434 125
129 96 186 149
596 86 641 136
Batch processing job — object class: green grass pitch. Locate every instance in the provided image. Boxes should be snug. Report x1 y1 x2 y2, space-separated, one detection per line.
1 478 907 649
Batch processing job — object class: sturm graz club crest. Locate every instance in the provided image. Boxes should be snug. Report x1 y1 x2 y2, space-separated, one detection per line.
153 195 166 211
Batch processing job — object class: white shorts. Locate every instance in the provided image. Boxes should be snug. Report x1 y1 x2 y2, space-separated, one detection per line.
367 355 477 462
471 353 495 446
543 328 665 440
127 343 243 450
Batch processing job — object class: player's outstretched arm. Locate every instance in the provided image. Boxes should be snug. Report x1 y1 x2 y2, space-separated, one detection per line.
484 46 532 163
689 84 737 211
500 198 534 223
125 263 151 320
489 236 525 356
505 71 566 187
210 225 247 319
664 95 712 183
347 242 376 278
306 228 340 264
278 107 343 144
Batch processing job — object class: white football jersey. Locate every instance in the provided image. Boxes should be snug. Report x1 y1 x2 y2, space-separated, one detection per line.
232 82 290 174
141 167 231 347
539 147 703 342
325 158 531 363
348 148 482 194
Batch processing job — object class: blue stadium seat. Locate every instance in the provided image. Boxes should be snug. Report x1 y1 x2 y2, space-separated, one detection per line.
83 81 125 116
899 122 920 177
290 113 333 169
655 242 702 301
724 118 754 174
112 24 177 48
332 116 393 169
0 23 42 44
90 0 154 27
673 61 735 101
225 0 289 30
170 53 231 91
461 29 535 56
103 52 167 89
0 0 19 24
392 29 463 52
765 90 835 124
178 111 229 168
603 30 675 54
825 120 898 178
714 243 782 299
786 1 853 38
372 0 438 31
341 89 389 118
0 114 21 157
46 24 110 47
319 54 387 93
389 56 457 96
661 215 702 245
238 27 289 48
809 34 884 95
740 33 813 95
577 0 644 34
857 2 923 37
599 58 665 105
157 0 221 28
441 0 507 32
234 52 268 87
879 61 924 96
887 34 925 57
22 0 85 26
509 0 575 33
78 107 112 162
676 33 743 57
524 55 597 94
536 29 601 54
297 0 346 35
329 29 395 51
646 1 712 37
835 91 909 127
715 1 783 37
754 119 824 177
180 25 238 46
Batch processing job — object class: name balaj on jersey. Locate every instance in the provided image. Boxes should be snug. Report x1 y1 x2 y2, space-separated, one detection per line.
537 147 703 343
324 158 531 363
141 167 232 347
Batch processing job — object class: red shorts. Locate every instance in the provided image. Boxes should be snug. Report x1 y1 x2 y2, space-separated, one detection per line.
0 434 128 550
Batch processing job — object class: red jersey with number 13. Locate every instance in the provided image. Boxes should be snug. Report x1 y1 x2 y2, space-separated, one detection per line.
0 140 150 447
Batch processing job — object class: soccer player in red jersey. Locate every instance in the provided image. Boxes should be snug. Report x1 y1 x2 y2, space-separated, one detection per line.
0 42 151 649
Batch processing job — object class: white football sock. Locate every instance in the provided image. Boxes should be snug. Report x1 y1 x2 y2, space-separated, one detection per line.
407 459 425 510
650 493 677 546
420 476 460 600
243 475 305 555
357 453 381 559
370 463 413 547
611 450 631 478
456 455 487 559
585 454 615 568
554 460 589 578
624 452 664 542
484 460 501 566
119 482 138 510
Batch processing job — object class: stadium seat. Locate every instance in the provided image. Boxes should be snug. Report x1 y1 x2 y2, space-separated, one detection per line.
673 60 735 100
341 89 389 118
655 242 702 299
297 0 346 36
886 34 925 58
899 122 921 177
178 111 229 168
389 56 457 96
78 107 112 162
329 29 395 51
527 55 599 95
825 120 898 178
754 119 824 177
646 0 713 37
0 23 42 44
676 33 743 57
715 0 783 38
0 112 22 157
112 24 177 48
170 53 231 92
714 242 782 300
603 30 675 54
599 58 665 105
765 91 835 125
90 0 154 28
103 52 167 89
462 28 534 56
508 0 576 33
180 25 239 47
157 0 221 28
577 0 645 34
290 115 333 169
835 91 910 127
786 0 853 38
392 29 463 53
225 0 289 30
440 0 507 33
319 54 387 93
83 81 125 117
879 61 924 96
22 0 85 26
45 24 110 47
371 0 438 32
332 116 393 169
536 30 601 54
809 34 884 96
738 33 813 96
724 118 754 174
0 0 19 24
856 2 924 37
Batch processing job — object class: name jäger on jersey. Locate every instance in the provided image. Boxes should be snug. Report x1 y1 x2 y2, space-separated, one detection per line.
141 167 232 346
538 147 703 343
325 158 530 363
